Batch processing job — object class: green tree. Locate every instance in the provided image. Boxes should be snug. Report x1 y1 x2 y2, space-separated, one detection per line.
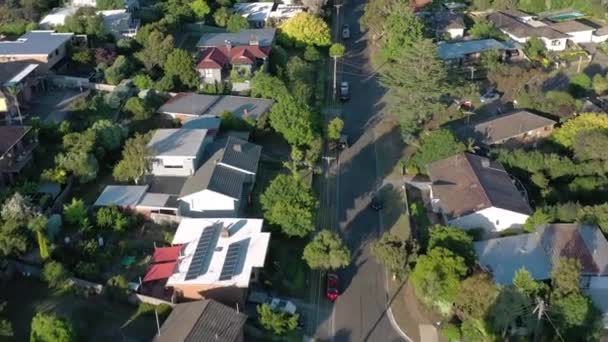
486 286 535 337
268 97 317 146
190 0 210 20
552 113 608 149
164 49 199 89
279 12 331 46
379 39 448 134
469 18 504 40
124 97 153 120
30 312 75 342
327 117 344 140
552 292 603 340
480 49 502 72
380 2 424 61
523 36 546 60
96 0 123 10
213 7 230 27
454 273 499 319
592 74 608 95
63 198 87 227
96 206 130 232
371 233 419 279
552 257 581 299
460 318 490 342
441 323 461 342
42 261 70 288
71 48 93 65
0 302 12 337
329 43 345 59
251 72 290 100
428 225 476 267
257 303 298 336
513 268 544 297
154 75 176 92
55 152 98 183
303 230 351 270
573 129 608 161
0 221 28 257
1 192 34 225
90 120 126 152
260 174 318 237
104 56 131 85
226 14 249 33
410 247 467 308
410 130 466 172
132 74 155 90
303 45 321 62
135 31 174 71
113 133 151 184
569 73 592 97
523 209 551 233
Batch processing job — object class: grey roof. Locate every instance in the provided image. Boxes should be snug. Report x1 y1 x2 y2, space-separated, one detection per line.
205 96 274 120
475 224 608 285
147 129 208 157
220 136 262 174
0 31 73 56
147 176 188 195
181 116 222 131
455 110 556 145
436 13 465 30
154 299 246 342
197 28 276 47
550 20 595 33
180 149 246 199
437 39 511 60
475 233 551 284
137 192 177 209
427 153 532 219
487 11 569 39
158 93 273 120
93 185 148 207
158 93 220 116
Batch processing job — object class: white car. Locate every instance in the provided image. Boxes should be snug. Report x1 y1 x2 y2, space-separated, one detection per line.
269 298 297 315
480 89 500 103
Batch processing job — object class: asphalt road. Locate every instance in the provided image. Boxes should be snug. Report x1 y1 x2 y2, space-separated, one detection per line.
327 0 406 341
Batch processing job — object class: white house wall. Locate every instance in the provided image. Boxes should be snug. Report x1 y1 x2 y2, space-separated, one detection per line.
592 34 608 43
447 28 464 39
447 206 529 233
567 30 594 43
150 156 197 177
540 37 567 51
180 190 238 217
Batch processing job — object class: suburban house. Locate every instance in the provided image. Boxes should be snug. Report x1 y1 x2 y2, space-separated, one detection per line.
179 136 261 218
454 110 557 147
0 126 37 186
426 153 532 234
196 29 275 85
147 129 211 177
0 31 74 72
437 39 522 65
142 218 270 305
487 10 608 51
434 13 465 40
233 3 304 28
157 93 273 123
0 62 42 121
40 8 140 39
154 299 246 342
475 223 608 323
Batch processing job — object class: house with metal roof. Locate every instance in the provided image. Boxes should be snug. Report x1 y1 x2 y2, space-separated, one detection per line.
426 153 532 234
141 218 270 305
147 129 211 177
157 93 273 123
179 136 262 218
436 39 522 65
154 299 247 342
453 110 557 147
0 31 74 72
233 3 304 28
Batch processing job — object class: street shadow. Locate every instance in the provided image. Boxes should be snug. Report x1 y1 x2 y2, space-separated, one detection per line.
540 71 569 93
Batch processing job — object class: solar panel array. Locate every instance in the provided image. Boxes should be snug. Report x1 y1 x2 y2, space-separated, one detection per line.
219 242 242 281
185 225 219 280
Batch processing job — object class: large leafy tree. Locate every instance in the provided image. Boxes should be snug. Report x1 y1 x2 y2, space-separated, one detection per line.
257 304 298 336
303 230 350 270
30 312 75 342
379 39 449 134
113 133 152 184
104 56 131 85
135 30 174 71
327 117 344 140
371 232 419 279
190 0 210 20
42 261 70 288
226 14 249 33
410 247 467 309
454 273 499 319
268 97 318 147
486 286 535 337
90 120 127 152
279 13 331 46
573 129 608 161
469 18 504 40
513 268 545 297
164 49 200 89
260 174 318 237
410 130 466 172
428 225 476 267
552 113 608 149
551 257 582 299
379 3 424 62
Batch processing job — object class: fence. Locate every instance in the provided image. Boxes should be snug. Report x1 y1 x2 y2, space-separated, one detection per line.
47 75 117 93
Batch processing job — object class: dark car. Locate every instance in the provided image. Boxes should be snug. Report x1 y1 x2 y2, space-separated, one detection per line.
342 24 350 39
339 81 350 102
338 134 348 150
370 197 383 211
326 273 339 302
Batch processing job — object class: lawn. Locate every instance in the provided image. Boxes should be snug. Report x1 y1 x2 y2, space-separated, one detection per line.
3 277 160 342
262 235 310 299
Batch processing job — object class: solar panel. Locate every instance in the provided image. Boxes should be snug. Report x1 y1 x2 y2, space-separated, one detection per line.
185 225 219 280
219 242 242 281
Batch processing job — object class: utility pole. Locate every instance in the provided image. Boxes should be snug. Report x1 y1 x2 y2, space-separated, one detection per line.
333 56 338 98
533 297 545 342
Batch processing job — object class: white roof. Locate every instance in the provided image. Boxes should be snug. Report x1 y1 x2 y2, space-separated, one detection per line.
93 185 148 207
39 7 78 28
147 129 208 158
168 218 270 288
233 3 303 22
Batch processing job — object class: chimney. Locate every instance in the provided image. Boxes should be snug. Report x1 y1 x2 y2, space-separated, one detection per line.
225 39 232 53
233 144 242 152
249 34 259 46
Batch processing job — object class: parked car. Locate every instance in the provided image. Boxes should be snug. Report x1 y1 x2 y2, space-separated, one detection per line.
480 89 500 103
338 134 349 150
269 297 297 315
342 24 350 39
370 196 383 211
326 273 339 302
340 81 350 101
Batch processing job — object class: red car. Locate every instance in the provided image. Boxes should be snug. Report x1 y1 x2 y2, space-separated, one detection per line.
326 273 339 302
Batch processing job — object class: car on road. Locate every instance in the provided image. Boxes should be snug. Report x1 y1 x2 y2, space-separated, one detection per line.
269 297 297 314
370 197 383 211
480 89 500 103
342 24 350 39
338 134 348 150
326 273 339 302
340 81 350 102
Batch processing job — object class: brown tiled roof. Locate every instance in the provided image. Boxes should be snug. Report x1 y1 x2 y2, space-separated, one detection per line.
550 20 595 33
0 126 30 156
197 48 229 69
427 153 532 220
456 110 556 145
196 46 271 69
487 11 569 39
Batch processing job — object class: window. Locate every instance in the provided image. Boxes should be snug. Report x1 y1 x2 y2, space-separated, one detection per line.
55 49 59 56
204 69 214 77
164 165 183 169
551 40 561 46
495 219 500 225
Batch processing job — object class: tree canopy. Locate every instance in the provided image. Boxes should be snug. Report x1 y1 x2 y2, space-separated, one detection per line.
226 14 249 33
190 0 210 20
552 113 608 149
428 225 476 267
454 273 499 319
257 303 298 336
113 133 152 184
302 230 351 270
30 312 75 342
164 49 199 89
135 30 174 71
279 13 331 46
410 130 466 173
371 232 419 279
327 117 344 140
260 174 318 237
379 2 424 62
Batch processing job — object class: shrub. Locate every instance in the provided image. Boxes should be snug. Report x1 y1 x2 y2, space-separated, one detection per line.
43 261 70 288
